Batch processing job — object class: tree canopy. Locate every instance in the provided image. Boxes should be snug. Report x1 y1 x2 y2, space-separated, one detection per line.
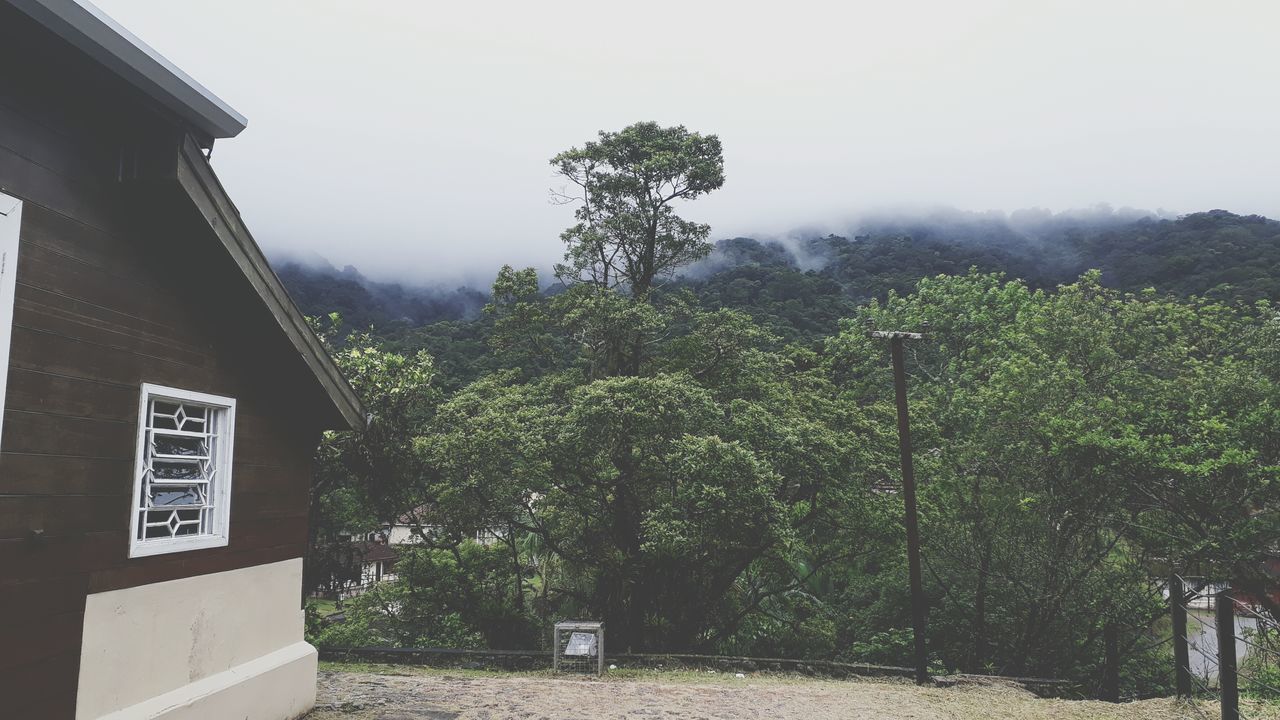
295 124 1280 697
551 121 724 297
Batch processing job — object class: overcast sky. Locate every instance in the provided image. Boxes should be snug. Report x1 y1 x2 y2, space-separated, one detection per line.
95 0 1280 284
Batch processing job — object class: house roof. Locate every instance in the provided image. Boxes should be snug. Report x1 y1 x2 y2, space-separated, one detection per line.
354 540 398 565
7 0 247 140
6 0 366 430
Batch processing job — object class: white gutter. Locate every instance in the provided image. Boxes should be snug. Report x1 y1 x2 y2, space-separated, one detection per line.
7 0 247 139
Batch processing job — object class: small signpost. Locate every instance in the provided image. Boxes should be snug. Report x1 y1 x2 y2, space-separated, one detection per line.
553 621 605 676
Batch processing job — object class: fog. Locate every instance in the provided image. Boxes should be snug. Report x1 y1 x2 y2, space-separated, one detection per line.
680 202 1167 279
93 0 1280 283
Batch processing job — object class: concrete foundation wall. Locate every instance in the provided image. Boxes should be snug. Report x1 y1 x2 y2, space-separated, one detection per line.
76 558 315 720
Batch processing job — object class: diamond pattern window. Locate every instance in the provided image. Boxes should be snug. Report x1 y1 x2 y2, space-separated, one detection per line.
129 384 236 557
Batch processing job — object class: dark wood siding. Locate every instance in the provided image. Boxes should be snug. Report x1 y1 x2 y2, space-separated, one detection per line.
0 6 328 717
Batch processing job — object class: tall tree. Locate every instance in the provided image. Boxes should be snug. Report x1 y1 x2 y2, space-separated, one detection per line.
550 122 723 376
425 309 873 650
551 121 724 298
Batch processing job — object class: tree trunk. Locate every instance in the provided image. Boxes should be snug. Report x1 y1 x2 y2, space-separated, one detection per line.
974 546 989 671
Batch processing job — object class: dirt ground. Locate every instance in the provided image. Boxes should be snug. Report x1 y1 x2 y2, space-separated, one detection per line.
305 665 1278 720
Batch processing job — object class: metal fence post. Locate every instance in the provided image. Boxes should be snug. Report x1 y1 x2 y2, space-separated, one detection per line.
1216 588 1238 720
1171 574 1192 698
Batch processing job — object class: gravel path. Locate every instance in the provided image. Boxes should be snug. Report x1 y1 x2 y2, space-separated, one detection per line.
305 667 1257 720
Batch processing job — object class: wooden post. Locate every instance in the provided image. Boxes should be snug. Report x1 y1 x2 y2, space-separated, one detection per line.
597 624 605 677
873 330 929 685
1170 574 1192 698
1216 588 1238 720
1103 622 1120 702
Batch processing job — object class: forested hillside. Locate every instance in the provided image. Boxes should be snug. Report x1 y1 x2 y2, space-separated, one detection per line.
286 122 1280 699
275 255 489 332
278 208 1280 364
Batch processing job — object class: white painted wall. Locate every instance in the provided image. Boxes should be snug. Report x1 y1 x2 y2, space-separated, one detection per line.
76 557 316 720
383 523 504 546
385 523 419 545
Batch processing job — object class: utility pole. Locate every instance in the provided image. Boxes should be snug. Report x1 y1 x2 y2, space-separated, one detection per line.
871 330 929 685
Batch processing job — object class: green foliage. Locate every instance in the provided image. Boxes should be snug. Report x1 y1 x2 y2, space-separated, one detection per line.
1244 659 1280 700
309 580 483 649
429 371 777 647
484 265 565 376
551 121 724 296
1239 625 1280 700
305 315 441 596
278 209 1280 381
1072 210 1280 304
394 541 535 648
553 283 669 378
287 125 1280 693
825 270 1278 689
846 629 917 666
419 249 878 650
304 262 1279 693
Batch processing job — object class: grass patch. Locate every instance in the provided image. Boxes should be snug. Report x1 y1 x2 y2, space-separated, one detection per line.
309 599 340 616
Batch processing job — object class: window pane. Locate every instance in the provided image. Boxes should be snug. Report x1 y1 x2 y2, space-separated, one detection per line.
151 486 202 507
152 460 204 480
136 392 229 545
152 434 207 457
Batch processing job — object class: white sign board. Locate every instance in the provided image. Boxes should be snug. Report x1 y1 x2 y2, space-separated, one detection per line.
564 631 597 657
0 193 21 448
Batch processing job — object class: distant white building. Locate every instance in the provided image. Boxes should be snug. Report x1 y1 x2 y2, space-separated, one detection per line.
329 517 505 599
341 536 399 599
381 508 506 547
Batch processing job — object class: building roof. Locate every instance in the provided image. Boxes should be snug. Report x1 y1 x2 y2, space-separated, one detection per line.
354 540 398 565
5 0 366 430
7 0 246 140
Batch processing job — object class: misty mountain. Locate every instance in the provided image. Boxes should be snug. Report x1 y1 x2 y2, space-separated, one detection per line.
273 209 1280 346
675 210 1278 342
272 254 489 333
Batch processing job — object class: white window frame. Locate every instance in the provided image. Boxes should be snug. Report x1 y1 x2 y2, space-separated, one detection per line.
129 383 237 558
0 192 22 447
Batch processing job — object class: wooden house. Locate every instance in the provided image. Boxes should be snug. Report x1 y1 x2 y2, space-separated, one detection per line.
0 1 365 717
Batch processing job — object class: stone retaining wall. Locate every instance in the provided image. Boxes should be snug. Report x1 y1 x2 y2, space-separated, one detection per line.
320 646 913 679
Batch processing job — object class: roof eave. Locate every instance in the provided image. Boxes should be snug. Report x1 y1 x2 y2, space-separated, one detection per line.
173 135 367 431
7 0 247 139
